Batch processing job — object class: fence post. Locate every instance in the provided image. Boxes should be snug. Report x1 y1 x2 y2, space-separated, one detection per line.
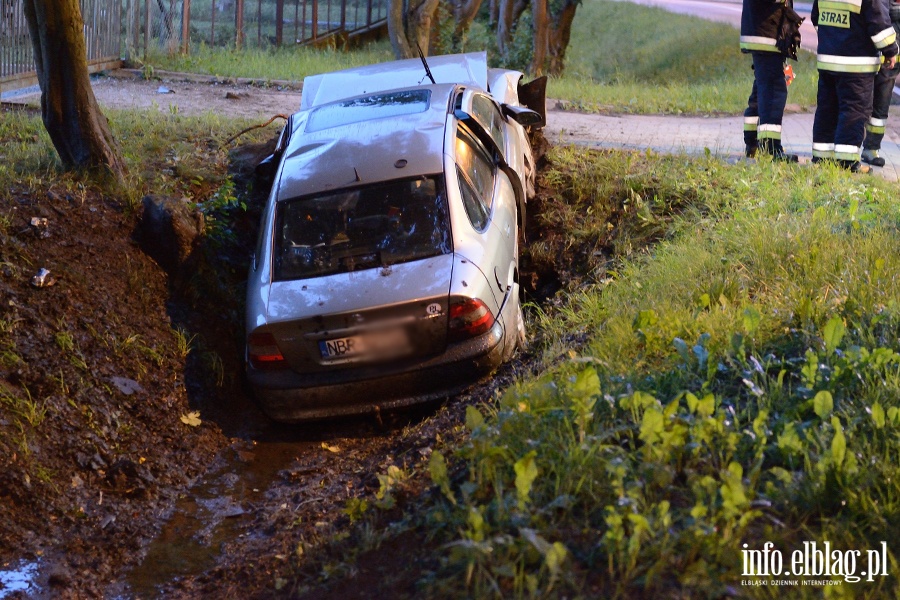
236 0 245 48
181 0 191 53
144 0 150 59
312 0 317 41
276 0 284 46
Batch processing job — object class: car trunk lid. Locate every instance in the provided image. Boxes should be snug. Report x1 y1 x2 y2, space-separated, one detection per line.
264 254 453 372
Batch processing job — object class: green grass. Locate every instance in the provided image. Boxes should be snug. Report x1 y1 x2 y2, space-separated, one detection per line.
0 108 272 210
287 150 900 599
550 0 818 114
143 42 394 83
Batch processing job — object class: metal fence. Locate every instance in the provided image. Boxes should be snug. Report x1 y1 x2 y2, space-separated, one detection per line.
1 0 122 94
0 0 387 95
138 0 388 52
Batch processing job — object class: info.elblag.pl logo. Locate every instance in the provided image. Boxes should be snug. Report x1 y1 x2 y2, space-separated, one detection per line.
741 541 890 586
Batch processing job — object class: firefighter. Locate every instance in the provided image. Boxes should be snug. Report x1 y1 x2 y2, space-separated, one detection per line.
812 0 899 171
741 0 801 161
862 0 900 167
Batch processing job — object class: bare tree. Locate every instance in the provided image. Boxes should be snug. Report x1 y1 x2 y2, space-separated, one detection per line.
23 0 126 179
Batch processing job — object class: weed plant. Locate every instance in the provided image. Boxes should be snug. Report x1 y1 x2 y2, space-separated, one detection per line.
423 152 900 598
291 150 900 598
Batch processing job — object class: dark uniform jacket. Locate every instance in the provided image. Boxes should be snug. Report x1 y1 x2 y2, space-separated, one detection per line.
812 0 899 72
741 0 795 53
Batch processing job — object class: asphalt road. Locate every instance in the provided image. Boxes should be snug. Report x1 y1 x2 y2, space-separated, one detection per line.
611 0 818 52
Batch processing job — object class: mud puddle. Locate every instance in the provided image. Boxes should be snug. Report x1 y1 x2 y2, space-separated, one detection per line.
112 390 438 599
121 438 309 599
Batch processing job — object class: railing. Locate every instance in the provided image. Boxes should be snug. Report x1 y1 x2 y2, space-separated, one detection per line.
1 0 122 95
136 0 388 54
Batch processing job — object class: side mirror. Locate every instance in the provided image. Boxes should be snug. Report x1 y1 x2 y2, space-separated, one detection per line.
516 75 547 128
502 104 545 127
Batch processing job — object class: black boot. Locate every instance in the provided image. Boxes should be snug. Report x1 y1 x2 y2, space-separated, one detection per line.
861 148 886 167
759 139 799 163
839 159 871 174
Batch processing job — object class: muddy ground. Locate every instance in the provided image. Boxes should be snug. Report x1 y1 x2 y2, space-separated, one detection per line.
0 73 569 599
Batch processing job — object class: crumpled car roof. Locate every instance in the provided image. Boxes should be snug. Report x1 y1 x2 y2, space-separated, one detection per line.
277 84 455 200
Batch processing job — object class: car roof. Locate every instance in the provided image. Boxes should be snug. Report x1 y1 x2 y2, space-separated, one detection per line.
300 52 490 110
276 83 458 201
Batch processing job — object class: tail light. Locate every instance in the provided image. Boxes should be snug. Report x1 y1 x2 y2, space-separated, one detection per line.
248 331 286 370
448 298 495 341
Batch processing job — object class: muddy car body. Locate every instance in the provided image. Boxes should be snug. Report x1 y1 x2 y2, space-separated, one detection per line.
246 52 544 421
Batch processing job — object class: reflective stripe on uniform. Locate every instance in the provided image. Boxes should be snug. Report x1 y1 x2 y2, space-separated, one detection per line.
758 124 783 140
817 53 882 73
740 35 778 52
834 144 861 161
867 117 887 134
812 143 836 159
818 0 862 14
872 27 897 49
744 116 759 131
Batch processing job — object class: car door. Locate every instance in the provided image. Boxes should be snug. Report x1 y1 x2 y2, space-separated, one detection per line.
453 122 518 311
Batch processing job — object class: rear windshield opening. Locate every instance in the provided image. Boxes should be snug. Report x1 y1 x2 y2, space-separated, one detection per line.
306 89 431 133
274 176 451 281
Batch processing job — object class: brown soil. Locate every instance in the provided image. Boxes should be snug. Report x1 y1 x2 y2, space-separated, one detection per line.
0 77 565 599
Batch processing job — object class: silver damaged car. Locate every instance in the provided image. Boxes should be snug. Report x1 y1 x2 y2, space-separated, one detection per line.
246 51 546 421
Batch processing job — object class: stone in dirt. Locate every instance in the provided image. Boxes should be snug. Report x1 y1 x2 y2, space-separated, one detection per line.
137 194 205 274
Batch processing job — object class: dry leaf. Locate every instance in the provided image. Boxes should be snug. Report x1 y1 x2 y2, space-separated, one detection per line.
180 411 202 427
320 442 340 453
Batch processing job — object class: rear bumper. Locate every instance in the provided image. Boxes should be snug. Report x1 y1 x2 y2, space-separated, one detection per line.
247 321 507 422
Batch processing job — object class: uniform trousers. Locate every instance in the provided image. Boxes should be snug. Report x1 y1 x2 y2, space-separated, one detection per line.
812 71 874 164
744 52 789 149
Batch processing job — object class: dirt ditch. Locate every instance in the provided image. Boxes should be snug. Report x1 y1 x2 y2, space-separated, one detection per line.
0 74 578 599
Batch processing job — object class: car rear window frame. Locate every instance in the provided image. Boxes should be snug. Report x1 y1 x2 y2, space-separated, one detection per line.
305 89 432 133
272 175 452 282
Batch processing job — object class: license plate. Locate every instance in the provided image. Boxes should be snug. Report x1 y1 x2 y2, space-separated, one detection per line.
319 328 410 360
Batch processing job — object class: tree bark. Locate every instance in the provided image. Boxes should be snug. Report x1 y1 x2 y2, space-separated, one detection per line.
497 0 514 55
497 0 527 57
388 0 440 59
451 0 484 48
530 0 549 75
411 0 440 53
387 0 414 58
547 0 577 76
22 0 126 179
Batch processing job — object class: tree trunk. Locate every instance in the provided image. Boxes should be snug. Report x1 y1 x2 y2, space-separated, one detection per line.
452 0 484 48
497 0 514 55
22 0 126 179
547 0 577 76
388 0 439 59
411 0 440 54
530 0 549 75
388 0 414 58
498 0 527 57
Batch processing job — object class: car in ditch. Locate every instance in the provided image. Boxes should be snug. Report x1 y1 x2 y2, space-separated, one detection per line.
245 51 546 421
